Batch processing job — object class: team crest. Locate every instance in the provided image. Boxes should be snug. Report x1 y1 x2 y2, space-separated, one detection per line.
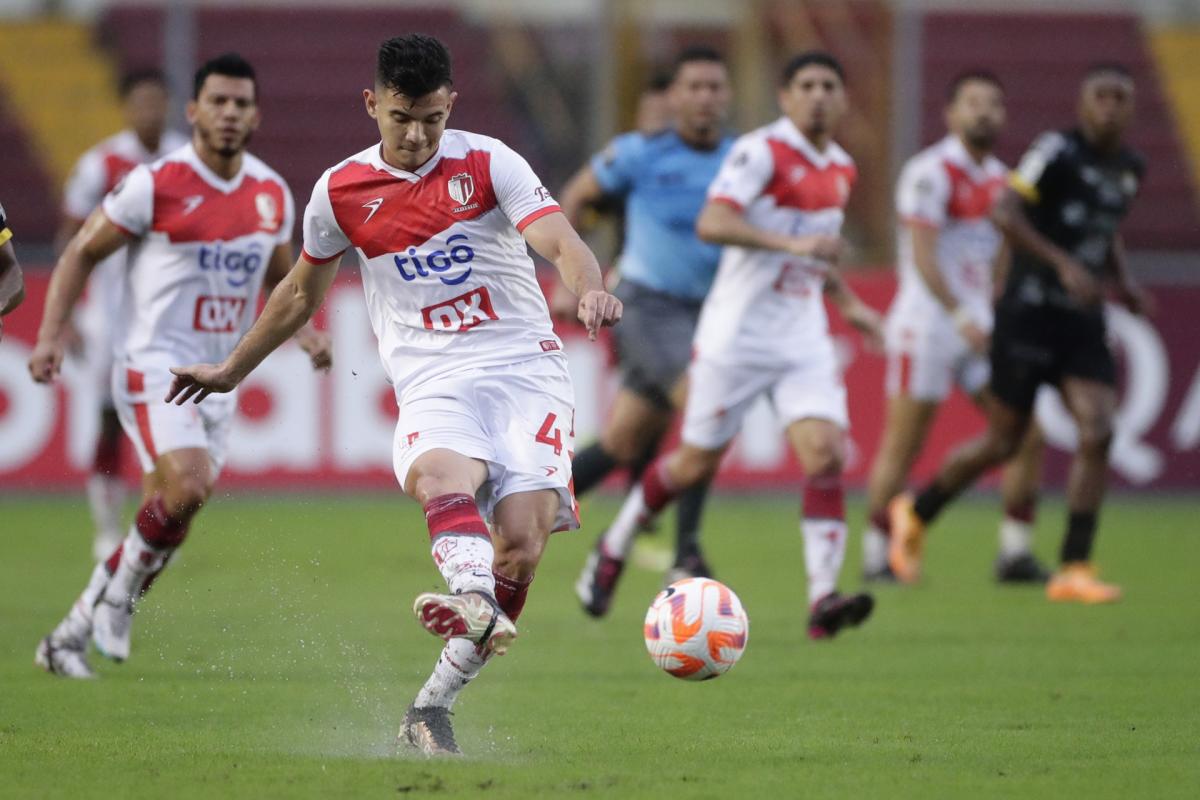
255 192 278 229
448 172 475 206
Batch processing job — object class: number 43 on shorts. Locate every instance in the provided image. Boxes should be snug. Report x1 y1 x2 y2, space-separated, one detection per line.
535 411 574 456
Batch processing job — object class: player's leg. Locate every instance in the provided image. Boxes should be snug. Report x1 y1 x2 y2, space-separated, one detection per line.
1046 377 1121 603
86 406 127 561
664 373 716 583
994 418 1050 582
572 389 670 495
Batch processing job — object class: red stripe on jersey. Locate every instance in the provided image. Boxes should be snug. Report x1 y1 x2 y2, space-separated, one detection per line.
126 368 146 394
151 161 287 243
103 152 139 195
763 138 856 212
516 204 560 232
133 403 158 462
327 150 497 259
943 161 1005 220
301 247 341 265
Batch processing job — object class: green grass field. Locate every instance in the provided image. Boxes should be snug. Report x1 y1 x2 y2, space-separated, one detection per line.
2 492 1198 798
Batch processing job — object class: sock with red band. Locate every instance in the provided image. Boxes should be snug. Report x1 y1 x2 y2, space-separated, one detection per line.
425 493 495 596
493 571 533 622
600 458 679 560
103 495 191 604
801 477 848 605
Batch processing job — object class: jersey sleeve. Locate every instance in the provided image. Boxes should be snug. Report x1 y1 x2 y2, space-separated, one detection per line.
300 171 351 264
706 135 774 210
62 150 107 221
896 155 949 228
589 133 644 197
101 164 154 237
491 143 561 233
1010 131 1069 205
0 201 11 246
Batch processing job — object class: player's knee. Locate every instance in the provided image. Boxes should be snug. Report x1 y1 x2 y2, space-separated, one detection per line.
599 427 651 464
804 438 844 479
673 448 721 486
410 472 474 506
494 535 545 578
161 475 211 517
1076 419 1113 458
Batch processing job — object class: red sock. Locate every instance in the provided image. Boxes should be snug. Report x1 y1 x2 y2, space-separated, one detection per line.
1005 499 1037 524
423 493 490 540
641 457 679 514
869 507 892 536
803 476 845 521
136 496 190 549
493 571 533 621
104 544 124 575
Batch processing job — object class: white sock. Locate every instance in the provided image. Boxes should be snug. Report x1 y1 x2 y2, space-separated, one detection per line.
431 534 496 596
86 474 126 538
104 529 170 603
802 519 848 606
600 485 650 560
862 525 889 573
413 639 492 709
998 517 1033 560
52 561 110 645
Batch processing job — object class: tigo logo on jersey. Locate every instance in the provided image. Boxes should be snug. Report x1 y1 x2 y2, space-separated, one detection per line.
421 286 499 332
394 234 475 286
193 296 246 332
199 242 264 287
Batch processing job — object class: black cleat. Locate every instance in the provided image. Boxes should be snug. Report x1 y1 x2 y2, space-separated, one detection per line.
863 563 897 583
400 704 462 756
995 552 1051 584
808 592 875 640
663 553 714 586
575 546 625 618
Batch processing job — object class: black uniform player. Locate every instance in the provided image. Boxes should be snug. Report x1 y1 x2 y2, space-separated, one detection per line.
888 64 1151 603
0 202 27 340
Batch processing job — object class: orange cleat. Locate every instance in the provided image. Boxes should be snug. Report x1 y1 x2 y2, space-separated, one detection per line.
1046 563 1122 604
887 493 925 584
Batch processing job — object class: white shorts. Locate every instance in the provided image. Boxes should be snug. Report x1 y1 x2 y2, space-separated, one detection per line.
112 365 234 476
75 255 126 406
681 348 849 451
885 315 989 402
392 355 579 533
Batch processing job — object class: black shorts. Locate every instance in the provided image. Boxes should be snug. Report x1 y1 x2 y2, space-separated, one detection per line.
989 301 1116 413
611 279 704 409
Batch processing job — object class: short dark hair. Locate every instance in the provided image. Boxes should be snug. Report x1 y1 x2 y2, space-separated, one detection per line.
193 53 257 100
946 69 1004 102
670 45 725 82
1084 62 1134 82
781 50 844 86
646 70 673 94
376 33 453 97
119 67 168 99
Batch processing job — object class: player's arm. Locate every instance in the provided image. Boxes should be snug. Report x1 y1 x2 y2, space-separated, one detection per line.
824 270 883 351
558 165 608 230
168 254 339 404
262 243 333 371
0 207 24 319
695 201 843 260
28 210 130 383
522 211 621 340
908 222 988 353
1104 234 1152 316
991 188 1097 306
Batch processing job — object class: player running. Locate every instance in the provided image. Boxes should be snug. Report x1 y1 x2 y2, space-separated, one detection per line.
57 68 189 561
30 53 331 678
559 46 734 615
592 51 882 639
0 201 26 337
862 71 1050 584
889 64 1151 602
166 35 621 756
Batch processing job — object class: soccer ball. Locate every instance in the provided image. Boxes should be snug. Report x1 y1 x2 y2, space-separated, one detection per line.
643 577 749 681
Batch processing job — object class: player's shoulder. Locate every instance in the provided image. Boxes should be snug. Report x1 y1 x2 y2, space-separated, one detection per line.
824 139 855 169
1026 129 1075 163
319 145 383 190
441 128 511 157
240 150 290 190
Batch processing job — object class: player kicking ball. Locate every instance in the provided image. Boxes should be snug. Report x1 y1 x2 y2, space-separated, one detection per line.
29 54 331 678
592 52 882 639
167 35 621 755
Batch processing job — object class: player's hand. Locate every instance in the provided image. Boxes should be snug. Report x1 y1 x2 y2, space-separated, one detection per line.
1055 258 1101 307
28 337 65 384
1115 280 1154 317
550 280 581 323
296 328 333 371
166 363 238 405
951 309 989 355
577 289 623 340
847 301 885 353
789 235 845 263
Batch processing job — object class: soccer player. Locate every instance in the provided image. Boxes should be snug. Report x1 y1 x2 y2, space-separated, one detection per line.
166 35 621 755
30 53 331 678
57 68 189 561
0 201 26 338
862 71 1050 584
591 51 882 639
558 46 734 616
890 64 1151 603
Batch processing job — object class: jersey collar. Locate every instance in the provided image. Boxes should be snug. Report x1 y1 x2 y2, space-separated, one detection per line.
941 134 999 178
183 143 247 194
775 116 838 169
368 141 445 183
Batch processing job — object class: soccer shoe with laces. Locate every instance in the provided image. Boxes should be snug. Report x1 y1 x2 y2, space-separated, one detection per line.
92 595 134 662
575 546 626 618
887 493 926 584
400 704 462 756
995 552 1051 584
413 590 517 656
1046 563 1122 604
35 635 96 679
807 592 875 640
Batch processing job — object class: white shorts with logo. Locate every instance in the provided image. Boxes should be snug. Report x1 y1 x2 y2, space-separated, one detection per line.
112 364 235 476
681 346 850 451
392 354 579 532
885 308 989 402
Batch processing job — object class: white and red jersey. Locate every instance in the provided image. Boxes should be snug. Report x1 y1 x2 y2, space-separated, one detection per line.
694 117 856 367
891 135 1007 328
101 143 294 374
301 130 563 395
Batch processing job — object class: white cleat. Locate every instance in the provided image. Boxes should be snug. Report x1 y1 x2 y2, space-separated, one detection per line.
35 636 96 679
412 591 517 656
400 704 462 757
92 596 134 662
